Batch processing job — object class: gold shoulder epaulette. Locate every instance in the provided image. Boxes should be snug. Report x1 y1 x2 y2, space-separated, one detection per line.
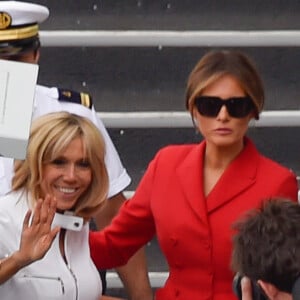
57 88 93 109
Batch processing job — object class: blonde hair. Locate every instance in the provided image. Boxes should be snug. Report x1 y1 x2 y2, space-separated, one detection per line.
185 50 265 120
13 112 109 220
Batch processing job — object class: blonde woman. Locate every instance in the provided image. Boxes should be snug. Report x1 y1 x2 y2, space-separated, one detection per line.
0 112 109 299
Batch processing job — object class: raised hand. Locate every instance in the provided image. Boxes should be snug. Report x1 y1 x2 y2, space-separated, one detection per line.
0 195 60 284
16 194 60 267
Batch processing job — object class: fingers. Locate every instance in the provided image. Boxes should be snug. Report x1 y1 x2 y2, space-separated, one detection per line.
31 195 57 227
49 226 61 240
46 195 57 225
39 195 51 224
241 277 253 300
22 209 32 230
30 199 42 225
18 195 59 265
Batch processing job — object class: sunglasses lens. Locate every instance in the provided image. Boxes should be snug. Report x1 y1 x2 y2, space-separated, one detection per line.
195 97 222 117
195 97 254 118
227 98 253 118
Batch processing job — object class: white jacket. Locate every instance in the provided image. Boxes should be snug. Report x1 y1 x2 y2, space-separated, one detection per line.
0 190 102 300
0 84 131 197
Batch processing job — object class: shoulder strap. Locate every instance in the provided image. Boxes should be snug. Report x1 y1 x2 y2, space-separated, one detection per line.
57 88 93 109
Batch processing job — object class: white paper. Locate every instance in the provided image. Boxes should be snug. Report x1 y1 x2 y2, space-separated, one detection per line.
0 59 38 159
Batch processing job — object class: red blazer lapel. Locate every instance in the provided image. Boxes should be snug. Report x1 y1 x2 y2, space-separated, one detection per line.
206 138 258 213
176 141 209 225
173 139 259 221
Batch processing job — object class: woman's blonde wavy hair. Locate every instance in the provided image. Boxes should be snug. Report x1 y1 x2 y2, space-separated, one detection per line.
13 112 109 221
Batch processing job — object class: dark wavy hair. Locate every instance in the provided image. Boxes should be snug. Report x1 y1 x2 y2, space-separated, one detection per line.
231 198 300 293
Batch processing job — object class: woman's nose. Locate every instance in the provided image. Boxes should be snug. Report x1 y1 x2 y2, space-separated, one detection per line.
63 164 76 180
217 104 230 120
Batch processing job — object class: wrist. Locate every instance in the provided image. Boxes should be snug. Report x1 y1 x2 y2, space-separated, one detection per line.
0 253 29 285
0 254 9 270
10 251 31 269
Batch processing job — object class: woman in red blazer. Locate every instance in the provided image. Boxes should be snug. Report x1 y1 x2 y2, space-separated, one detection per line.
90 50 298 300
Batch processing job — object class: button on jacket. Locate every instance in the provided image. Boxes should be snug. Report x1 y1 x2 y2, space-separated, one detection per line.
90 138 298 300
0 190 102 300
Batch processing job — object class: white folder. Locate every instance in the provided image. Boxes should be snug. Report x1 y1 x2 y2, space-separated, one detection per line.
0 59 38 159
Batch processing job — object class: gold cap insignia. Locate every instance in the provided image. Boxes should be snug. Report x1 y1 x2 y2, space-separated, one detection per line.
0 12 11 30
80 93 91 108
62 91 72 98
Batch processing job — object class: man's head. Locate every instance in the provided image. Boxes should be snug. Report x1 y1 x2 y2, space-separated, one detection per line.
231 198 300 300
0 1 49 62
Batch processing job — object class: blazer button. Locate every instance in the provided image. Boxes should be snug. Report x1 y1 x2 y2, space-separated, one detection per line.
203 240 211 249
171 237 178 246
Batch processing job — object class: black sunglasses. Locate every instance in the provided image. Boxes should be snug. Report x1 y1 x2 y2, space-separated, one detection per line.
194 96 255 118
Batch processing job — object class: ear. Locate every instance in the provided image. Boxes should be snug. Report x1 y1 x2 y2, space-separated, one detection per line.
257 280 281 300
246 110 255 123
193 117 198 126
192 108 198 126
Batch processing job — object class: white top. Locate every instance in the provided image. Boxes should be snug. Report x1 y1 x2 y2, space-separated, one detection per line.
0 190 102 300
0 84 131 198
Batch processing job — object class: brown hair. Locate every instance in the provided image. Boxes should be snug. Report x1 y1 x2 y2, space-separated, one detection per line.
185 50 265 120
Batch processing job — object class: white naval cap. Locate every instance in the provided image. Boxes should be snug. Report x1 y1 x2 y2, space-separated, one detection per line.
0 1 49 28
0 1 49 55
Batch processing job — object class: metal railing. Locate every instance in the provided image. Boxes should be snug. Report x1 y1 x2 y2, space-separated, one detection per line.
40 30 300 47
97 110 300 128
106 271 167 289
39 30 300 129
39 29 300 129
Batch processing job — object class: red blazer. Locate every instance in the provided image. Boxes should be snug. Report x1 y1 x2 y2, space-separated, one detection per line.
90 138 298 300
